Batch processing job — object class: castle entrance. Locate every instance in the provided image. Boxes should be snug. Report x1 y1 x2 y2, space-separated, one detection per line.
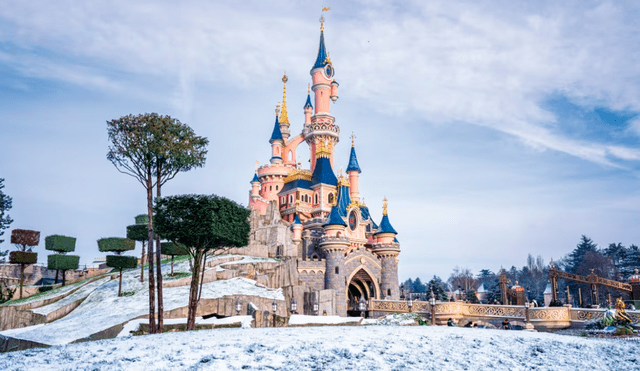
347 268 376 316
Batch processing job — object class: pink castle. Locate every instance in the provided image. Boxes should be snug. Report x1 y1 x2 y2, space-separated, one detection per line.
247 18 401 316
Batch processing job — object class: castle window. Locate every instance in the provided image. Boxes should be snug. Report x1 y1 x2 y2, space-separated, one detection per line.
314 194 319 204
328 193 334 204
269 186 272 191
335 266 339 274
290 195 293 204
288 151 293 161
387 289 391 296
276 185 279 190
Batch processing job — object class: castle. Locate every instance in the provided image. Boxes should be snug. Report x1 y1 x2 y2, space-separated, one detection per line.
247 19 400 316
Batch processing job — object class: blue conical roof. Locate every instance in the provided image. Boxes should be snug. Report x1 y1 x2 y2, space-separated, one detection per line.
269 116 283 143
293 213 302 225
346 146 361 173
251 173 259 183
311 157 338 186
304 93 313 109
313 30 328 69
335 183 351 217
323 204 346 227
375 214 397 235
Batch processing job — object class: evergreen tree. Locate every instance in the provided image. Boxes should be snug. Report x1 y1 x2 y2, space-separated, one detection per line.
426 275 449 301
413 277 426 293
154 194 250 331
567 235 598 273
621 245 640 279
0 178 13 245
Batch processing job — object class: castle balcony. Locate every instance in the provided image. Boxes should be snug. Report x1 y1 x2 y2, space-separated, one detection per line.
371 242 400 255
319 235 351 245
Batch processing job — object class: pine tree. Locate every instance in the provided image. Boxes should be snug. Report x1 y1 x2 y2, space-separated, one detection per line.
0 178 13 245
567 235 598 273
620 245 640 279
427 275 449 301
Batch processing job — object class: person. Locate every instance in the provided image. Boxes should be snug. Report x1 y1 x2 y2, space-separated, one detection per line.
473 323 478 328
464 321 473 328
447 318 455 326
502 318 511 330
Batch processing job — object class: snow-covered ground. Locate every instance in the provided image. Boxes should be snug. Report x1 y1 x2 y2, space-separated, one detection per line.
0 265 283 345
1 325 638 370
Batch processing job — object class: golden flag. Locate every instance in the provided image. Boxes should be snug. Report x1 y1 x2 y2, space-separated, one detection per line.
322 7 331 12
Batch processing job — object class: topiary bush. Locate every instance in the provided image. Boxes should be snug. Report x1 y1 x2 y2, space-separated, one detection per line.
106 255 138 269
98 238 135 253
48 254 79 271
126 224 148 242
11 229 40 249
161 242 189 256
135 214 149 225
9 251 37 264
45 235 76 253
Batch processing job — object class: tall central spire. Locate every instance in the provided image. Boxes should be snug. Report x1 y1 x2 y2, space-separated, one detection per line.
313 20 328 69
279 73 290 125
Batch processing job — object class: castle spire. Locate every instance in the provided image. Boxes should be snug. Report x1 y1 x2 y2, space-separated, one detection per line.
279 73 290 125
346 133 361 174
304 83 313 109
313 13 329 69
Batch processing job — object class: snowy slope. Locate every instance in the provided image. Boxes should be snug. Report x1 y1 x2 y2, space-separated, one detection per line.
0 265 283 345
1 326 638 370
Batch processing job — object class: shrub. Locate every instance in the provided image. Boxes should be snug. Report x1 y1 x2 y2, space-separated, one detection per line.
11 229 40 249
48 254 80 271
9 251 37 264
126 224 148 242
106 255 138 269
161 242 189 256
45 235 76 253
135 214 149 225
38 285 54 294
614 327 633 336
98 238 135 253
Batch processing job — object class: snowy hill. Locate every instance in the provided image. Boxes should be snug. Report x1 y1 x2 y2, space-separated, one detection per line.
1 325 639 370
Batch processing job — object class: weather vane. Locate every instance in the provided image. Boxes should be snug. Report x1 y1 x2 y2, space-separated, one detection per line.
320 7 330 29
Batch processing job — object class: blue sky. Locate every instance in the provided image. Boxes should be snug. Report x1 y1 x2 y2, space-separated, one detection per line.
1 0 640 281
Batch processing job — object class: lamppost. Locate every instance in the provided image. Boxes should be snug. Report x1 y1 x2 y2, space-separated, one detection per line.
458 285 462 301
408 297 413 313
358 296 367 318
430 289 436 326
313 295 319 316
290 297 297 315
235 297 242 315
272 298 277 328
400 284 405 300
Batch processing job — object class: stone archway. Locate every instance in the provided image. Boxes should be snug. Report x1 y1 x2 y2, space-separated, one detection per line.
347 268 377 316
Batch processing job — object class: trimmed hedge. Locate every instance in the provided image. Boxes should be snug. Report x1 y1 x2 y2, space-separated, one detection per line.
126 224 148 242
9 251 37 264
135 214 149 225
11 229 40 247
48 254 80 270
106 255 138 269
98 238 135 253
45 235 76 252
161 242 189 256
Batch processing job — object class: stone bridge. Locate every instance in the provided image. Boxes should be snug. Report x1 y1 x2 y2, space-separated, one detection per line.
369 299 640 330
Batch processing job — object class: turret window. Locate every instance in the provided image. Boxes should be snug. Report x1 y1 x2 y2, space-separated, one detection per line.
328 193 335 205
269 186 272 191
335 266 339 274
276 185 279 190
314 194 319 204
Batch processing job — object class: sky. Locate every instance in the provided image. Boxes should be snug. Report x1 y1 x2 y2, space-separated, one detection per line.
1 0 640 282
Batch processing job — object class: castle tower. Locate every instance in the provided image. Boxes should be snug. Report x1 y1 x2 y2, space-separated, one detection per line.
250 172 260 202
304 84 313 124
304 19 340 173
269 106 284 165
320 190 350 316
346 135 361 203
372 198 400 300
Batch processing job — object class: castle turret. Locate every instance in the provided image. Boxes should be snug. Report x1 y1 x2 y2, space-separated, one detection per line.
346 135 361 203
304 84 313 124
305 20 340 172
310 142 338 218
292 209 303 243
269 107 284 165
372 198 400 300
321 194 349 316
250 172 260 201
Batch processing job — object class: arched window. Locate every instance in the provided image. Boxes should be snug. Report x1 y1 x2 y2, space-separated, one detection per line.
314 193 319 204
328 193 334 204
289 195 293 204
335 266 339 274
288 151 293 161
276 185 279 190
269 186 272 191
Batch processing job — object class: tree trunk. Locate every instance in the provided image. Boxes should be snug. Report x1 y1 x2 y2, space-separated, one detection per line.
118 268 123 296
54 270 59 285
198 252 207 302
140 241 145 283
187 250 203 331
155 163 164 333
19 263 24 299
171 256 174 276
62 270 66 286
146 174 156 334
